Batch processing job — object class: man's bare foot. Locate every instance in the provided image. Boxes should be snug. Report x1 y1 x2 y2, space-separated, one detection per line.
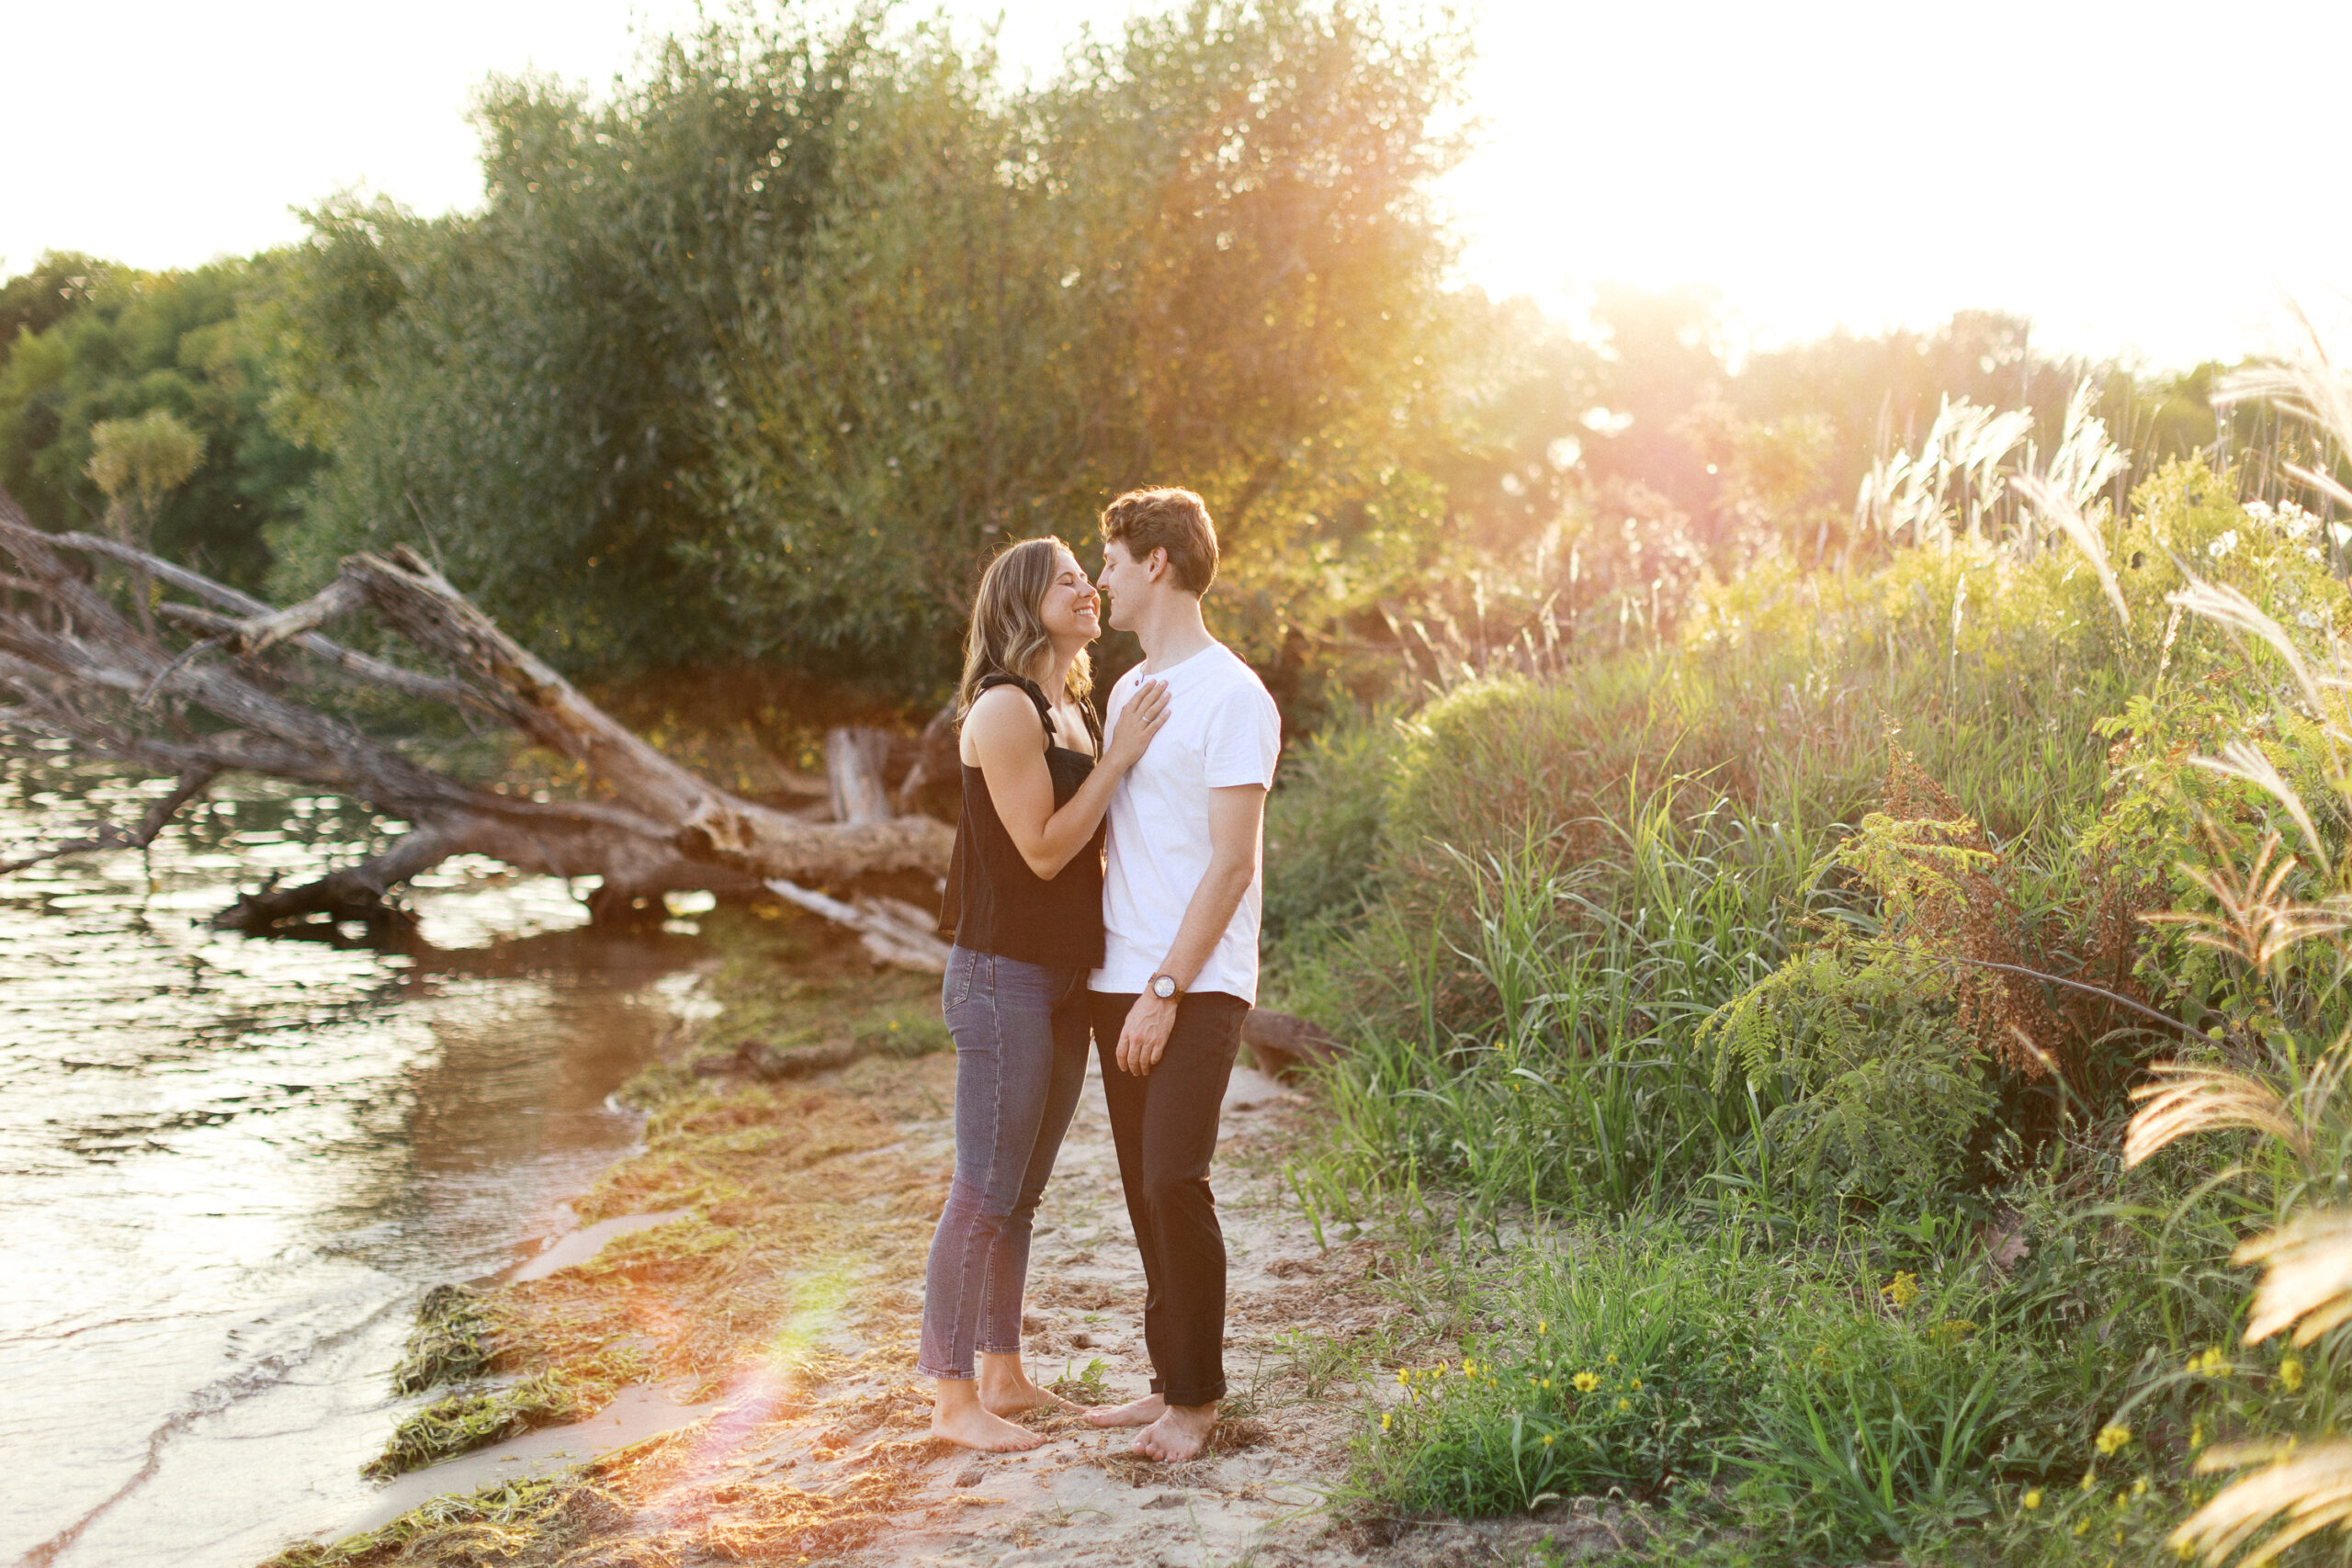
931 1402 1046 1452
1132 1401 1216 1461
1083 1392 1164 1428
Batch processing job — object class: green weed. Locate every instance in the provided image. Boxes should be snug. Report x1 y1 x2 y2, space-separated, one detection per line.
1048 1356 1113 1405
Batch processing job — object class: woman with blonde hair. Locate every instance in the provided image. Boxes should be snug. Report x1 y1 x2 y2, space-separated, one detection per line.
922 536 1169 1450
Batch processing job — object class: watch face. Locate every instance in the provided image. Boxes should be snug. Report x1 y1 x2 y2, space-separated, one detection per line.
1151 976 1176 998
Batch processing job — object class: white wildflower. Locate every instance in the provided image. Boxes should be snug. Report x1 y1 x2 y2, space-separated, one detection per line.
2279 500 2319 541
2299 609 2322 629
2209 530 2241 559
2305 547 2324 564
2245 499 2278 525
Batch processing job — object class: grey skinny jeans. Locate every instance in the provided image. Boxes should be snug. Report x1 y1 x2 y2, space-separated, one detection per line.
916 946 1091 1380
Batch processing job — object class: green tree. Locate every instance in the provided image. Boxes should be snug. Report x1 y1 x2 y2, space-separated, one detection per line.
85 407 205 547
266 8 888 675
270 2 1480 700
0 256 318 588
0 252 110 364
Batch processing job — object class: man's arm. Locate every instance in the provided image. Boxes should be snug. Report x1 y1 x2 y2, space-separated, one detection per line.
1114 783 1265 1077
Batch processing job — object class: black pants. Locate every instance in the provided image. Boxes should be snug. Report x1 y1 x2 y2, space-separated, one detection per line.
1088 988 1250 1408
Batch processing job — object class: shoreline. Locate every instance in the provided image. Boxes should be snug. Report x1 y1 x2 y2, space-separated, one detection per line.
258 902 1445 1568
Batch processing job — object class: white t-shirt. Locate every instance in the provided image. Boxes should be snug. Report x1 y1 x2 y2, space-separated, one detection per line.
1090 642 1283 1003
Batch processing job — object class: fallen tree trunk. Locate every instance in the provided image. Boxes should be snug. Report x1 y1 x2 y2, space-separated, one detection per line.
1239 1008 1344 1080
0 485 949 932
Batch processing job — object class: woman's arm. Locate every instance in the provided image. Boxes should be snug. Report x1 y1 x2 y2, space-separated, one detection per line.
967 681 1169 879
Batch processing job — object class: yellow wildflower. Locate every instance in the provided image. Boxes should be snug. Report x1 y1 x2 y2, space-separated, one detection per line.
1381 1411 1392 1432
1605 1352 1617 1366
2187 1346 2231 1377
2073 1518 2091 1537
2096 1424 2131 1456
1615 1398 1631 1413
1536 1320 1547 1336
1540 1433 1555 1447
2281 1355 2305 1392
1462 1359 1477 1376
1396 1369 1408 1387
1573 1371 1600 1393
2132 1478 2148 1498
2189 1417 2206 1450
2080 1470 2098 1493
1882 1271 1921 1310
2021 1488 2043 1511
1629 1379 1642 1391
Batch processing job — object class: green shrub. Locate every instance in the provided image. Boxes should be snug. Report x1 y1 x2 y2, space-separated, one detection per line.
1364 1228 2040 1555
1261 701 1401 947
1364 1231 1772 1513
1732 1280 2031 1551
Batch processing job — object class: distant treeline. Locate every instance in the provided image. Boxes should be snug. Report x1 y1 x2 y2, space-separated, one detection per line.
0 1 2266 714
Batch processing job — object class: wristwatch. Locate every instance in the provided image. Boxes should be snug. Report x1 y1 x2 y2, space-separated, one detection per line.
1148 973 1183 1000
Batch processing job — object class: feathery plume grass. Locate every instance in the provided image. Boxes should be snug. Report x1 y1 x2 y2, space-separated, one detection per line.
2189 743 2331 875
2147 832 2348 972
2124 1062 2308 1168
2170 1439 2352 1566
2215 303 2352 463
2044 379 2129 511
2166 578 2326 712
2235 1209 2352 1347
2012 472 2129 635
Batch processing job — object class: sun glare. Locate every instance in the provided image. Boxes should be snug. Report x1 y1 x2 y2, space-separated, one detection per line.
5 0 2348 367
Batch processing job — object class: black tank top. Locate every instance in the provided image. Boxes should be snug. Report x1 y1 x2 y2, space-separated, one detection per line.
936 675 1105 967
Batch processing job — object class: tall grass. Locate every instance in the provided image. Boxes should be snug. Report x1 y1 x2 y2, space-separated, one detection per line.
1264 385 2352 1554
1273 549 2136 1232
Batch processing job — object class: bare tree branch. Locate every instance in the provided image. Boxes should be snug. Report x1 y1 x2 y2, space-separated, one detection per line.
0 763 220 874
0 485 951 936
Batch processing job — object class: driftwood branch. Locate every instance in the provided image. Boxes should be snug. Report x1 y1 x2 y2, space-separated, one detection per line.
894 702 959 814
763 877 953 973
56 530 477 705
825 727 895 826
0 763 220 874
0 485 949 934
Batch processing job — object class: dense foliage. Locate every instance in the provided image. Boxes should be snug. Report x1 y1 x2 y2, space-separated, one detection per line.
0 2 2290 716
0 254 316 588
260 2 1490 691
1262 417 2352 1557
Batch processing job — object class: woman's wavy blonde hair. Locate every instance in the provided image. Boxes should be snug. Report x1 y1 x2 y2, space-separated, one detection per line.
956 536 1093 718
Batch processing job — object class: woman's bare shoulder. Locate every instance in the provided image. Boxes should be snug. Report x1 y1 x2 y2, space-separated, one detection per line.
963 684 1046 748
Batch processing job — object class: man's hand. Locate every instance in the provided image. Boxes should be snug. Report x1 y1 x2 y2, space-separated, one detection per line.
1115 992 1179 1077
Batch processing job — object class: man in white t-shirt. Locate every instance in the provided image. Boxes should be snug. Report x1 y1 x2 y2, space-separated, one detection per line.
1080 486 1281 1463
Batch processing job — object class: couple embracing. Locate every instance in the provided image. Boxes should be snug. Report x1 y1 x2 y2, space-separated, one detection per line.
922 487 1279 1462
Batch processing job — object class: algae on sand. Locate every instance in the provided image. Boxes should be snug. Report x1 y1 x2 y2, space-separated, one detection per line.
323 901 956 1523
390 1285 494 1396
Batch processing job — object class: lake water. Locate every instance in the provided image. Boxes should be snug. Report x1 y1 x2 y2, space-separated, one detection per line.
0 748 705 1568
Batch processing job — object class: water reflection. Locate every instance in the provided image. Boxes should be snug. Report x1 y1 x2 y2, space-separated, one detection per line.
0 748 703 1568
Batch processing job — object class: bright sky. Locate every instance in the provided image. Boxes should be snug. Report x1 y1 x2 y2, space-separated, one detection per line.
7 1 2346 371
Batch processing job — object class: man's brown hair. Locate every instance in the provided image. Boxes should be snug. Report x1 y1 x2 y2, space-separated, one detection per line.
1099 487 1218 595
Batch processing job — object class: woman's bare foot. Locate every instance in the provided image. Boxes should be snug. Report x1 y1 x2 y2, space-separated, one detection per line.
977 1352 1078 1417
933 1376 1046 1451
1083 1392 1165 1428
981 1377 1079 1416
932 1403 1046 1451
1133 1401 1216 1461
